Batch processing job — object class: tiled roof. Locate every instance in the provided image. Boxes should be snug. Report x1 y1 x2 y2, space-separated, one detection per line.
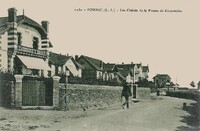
79 55 104 71
49 52 71 66
153 74 171 79
120 69 133 78
116 64 135 70
103 63 116 72
0 15 46 35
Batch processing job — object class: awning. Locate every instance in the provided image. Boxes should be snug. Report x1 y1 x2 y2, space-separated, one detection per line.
66 65 79 76
17 55 51 70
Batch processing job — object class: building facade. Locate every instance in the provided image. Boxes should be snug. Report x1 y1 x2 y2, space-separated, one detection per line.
153 74 171 88
0 8 52 77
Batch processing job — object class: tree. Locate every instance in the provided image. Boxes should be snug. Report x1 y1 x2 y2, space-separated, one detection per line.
190 81 196 89
198 81 200 90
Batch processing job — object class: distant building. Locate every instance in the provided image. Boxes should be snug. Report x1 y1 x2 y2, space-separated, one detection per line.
76 55 104 79
49 52 82 77
76 55 124 83
142 65 149 79
116 63 149 83
0 8 52 77
103 63 125 83
153 74 171 88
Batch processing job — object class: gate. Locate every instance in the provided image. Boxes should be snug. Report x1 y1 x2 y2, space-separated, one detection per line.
22 76 53 106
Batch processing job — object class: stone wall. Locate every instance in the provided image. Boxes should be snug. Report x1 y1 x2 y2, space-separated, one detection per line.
59 84 151 110
136 87 151 100
59 84 122 110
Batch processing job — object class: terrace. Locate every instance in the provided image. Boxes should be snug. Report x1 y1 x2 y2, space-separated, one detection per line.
17 45 48 59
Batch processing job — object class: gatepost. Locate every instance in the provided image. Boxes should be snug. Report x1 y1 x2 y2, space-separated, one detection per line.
53 76 60 108
14 75 24 108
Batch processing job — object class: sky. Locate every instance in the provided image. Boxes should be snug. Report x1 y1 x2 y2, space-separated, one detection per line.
0 0 200 87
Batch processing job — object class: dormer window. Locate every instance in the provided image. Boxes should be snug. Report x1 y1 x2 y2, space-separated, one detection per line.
33 37 39 49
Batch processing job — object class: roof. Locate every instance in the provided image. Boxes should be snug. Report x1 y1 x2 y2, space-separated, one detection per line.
142 66 149 72
135 63 142 68
49 52 71 66
0 17 11 35
115 72 125 80
75 62 84 69
78 55 104 71
153 74 171 79
0 15 47 36
119 69 134 78
116 64 135 70
103 63 116 72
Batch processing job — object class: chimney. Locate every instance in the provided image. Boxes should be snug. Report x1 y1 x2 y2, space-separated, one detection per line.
41 21 49 33
75 55 79 61
8 8 17 22
131 62 133 65
122 62 124 64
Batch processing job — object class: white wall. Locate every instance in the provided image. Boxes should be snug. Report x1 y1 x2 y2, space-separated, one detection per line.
17 24 42 49
0 32 8 70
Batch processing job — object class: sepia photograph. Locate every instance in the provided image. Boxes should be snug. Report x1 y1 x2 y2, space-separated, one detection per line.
0 0 199 131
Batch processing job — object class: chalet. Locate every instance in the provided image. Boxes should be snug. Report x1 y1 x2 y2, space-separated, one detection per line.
0 8 52 77
153 74 171 88
116 63 144 83
76 55 104 79
142 65 149 79
49 52 82 77
103 63 124 83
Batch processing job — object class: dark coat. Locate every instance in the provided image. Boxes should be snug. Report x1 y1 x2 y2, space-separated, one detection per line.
121 83 132 97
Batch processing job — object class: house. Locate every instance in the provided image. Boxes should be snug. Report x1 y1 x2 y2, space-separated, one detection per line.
49 52 82 77
103 63 124 83
153 74 171 88
142 65 149 79
116 62 143 83
76 55 104 79
0 8 52 77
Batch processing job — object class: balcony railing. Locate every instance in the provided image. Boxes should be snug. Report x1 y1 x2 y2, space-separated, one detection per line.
17 45 48 59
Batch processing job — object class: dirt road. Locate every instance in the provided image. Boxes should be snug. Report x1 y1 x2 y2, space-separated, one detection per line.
0 95 198 131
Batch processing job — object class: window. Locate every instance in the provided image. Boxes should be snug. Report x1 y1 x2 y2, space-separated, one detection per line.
17 32 22 45
55 66 58 76
33 37 39 49
41 70 44 77
48 71 51 77
32 69 39 75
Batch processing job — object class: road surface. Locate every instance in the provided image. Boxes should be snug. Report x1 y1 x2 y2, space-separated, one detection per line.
0 94 198 131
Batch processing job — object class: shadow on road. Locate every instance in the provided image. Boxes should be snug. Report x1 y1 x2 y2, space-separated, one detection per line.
176 102 200 131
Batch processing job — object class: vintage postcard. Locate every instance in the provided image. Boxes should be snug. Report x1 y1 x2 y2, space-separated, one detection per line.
0 0 199 131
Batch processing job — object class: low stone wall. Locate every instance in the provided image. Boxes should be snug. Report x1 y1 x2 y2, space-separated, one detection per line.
59 84 122 110
59 84 151 110
136 87 151 100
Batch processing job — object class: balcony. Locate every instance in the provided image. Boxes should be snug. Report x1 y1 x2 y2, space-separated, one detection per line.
17 45 48 59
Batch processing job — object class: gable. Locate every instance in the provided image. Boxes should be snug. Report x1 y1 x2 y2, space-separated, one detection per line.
77 55 103 71
77 57 97 70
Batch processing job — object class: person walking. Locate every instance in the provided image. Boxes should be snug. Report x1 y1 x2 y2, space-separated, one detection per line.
121 80 132 109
